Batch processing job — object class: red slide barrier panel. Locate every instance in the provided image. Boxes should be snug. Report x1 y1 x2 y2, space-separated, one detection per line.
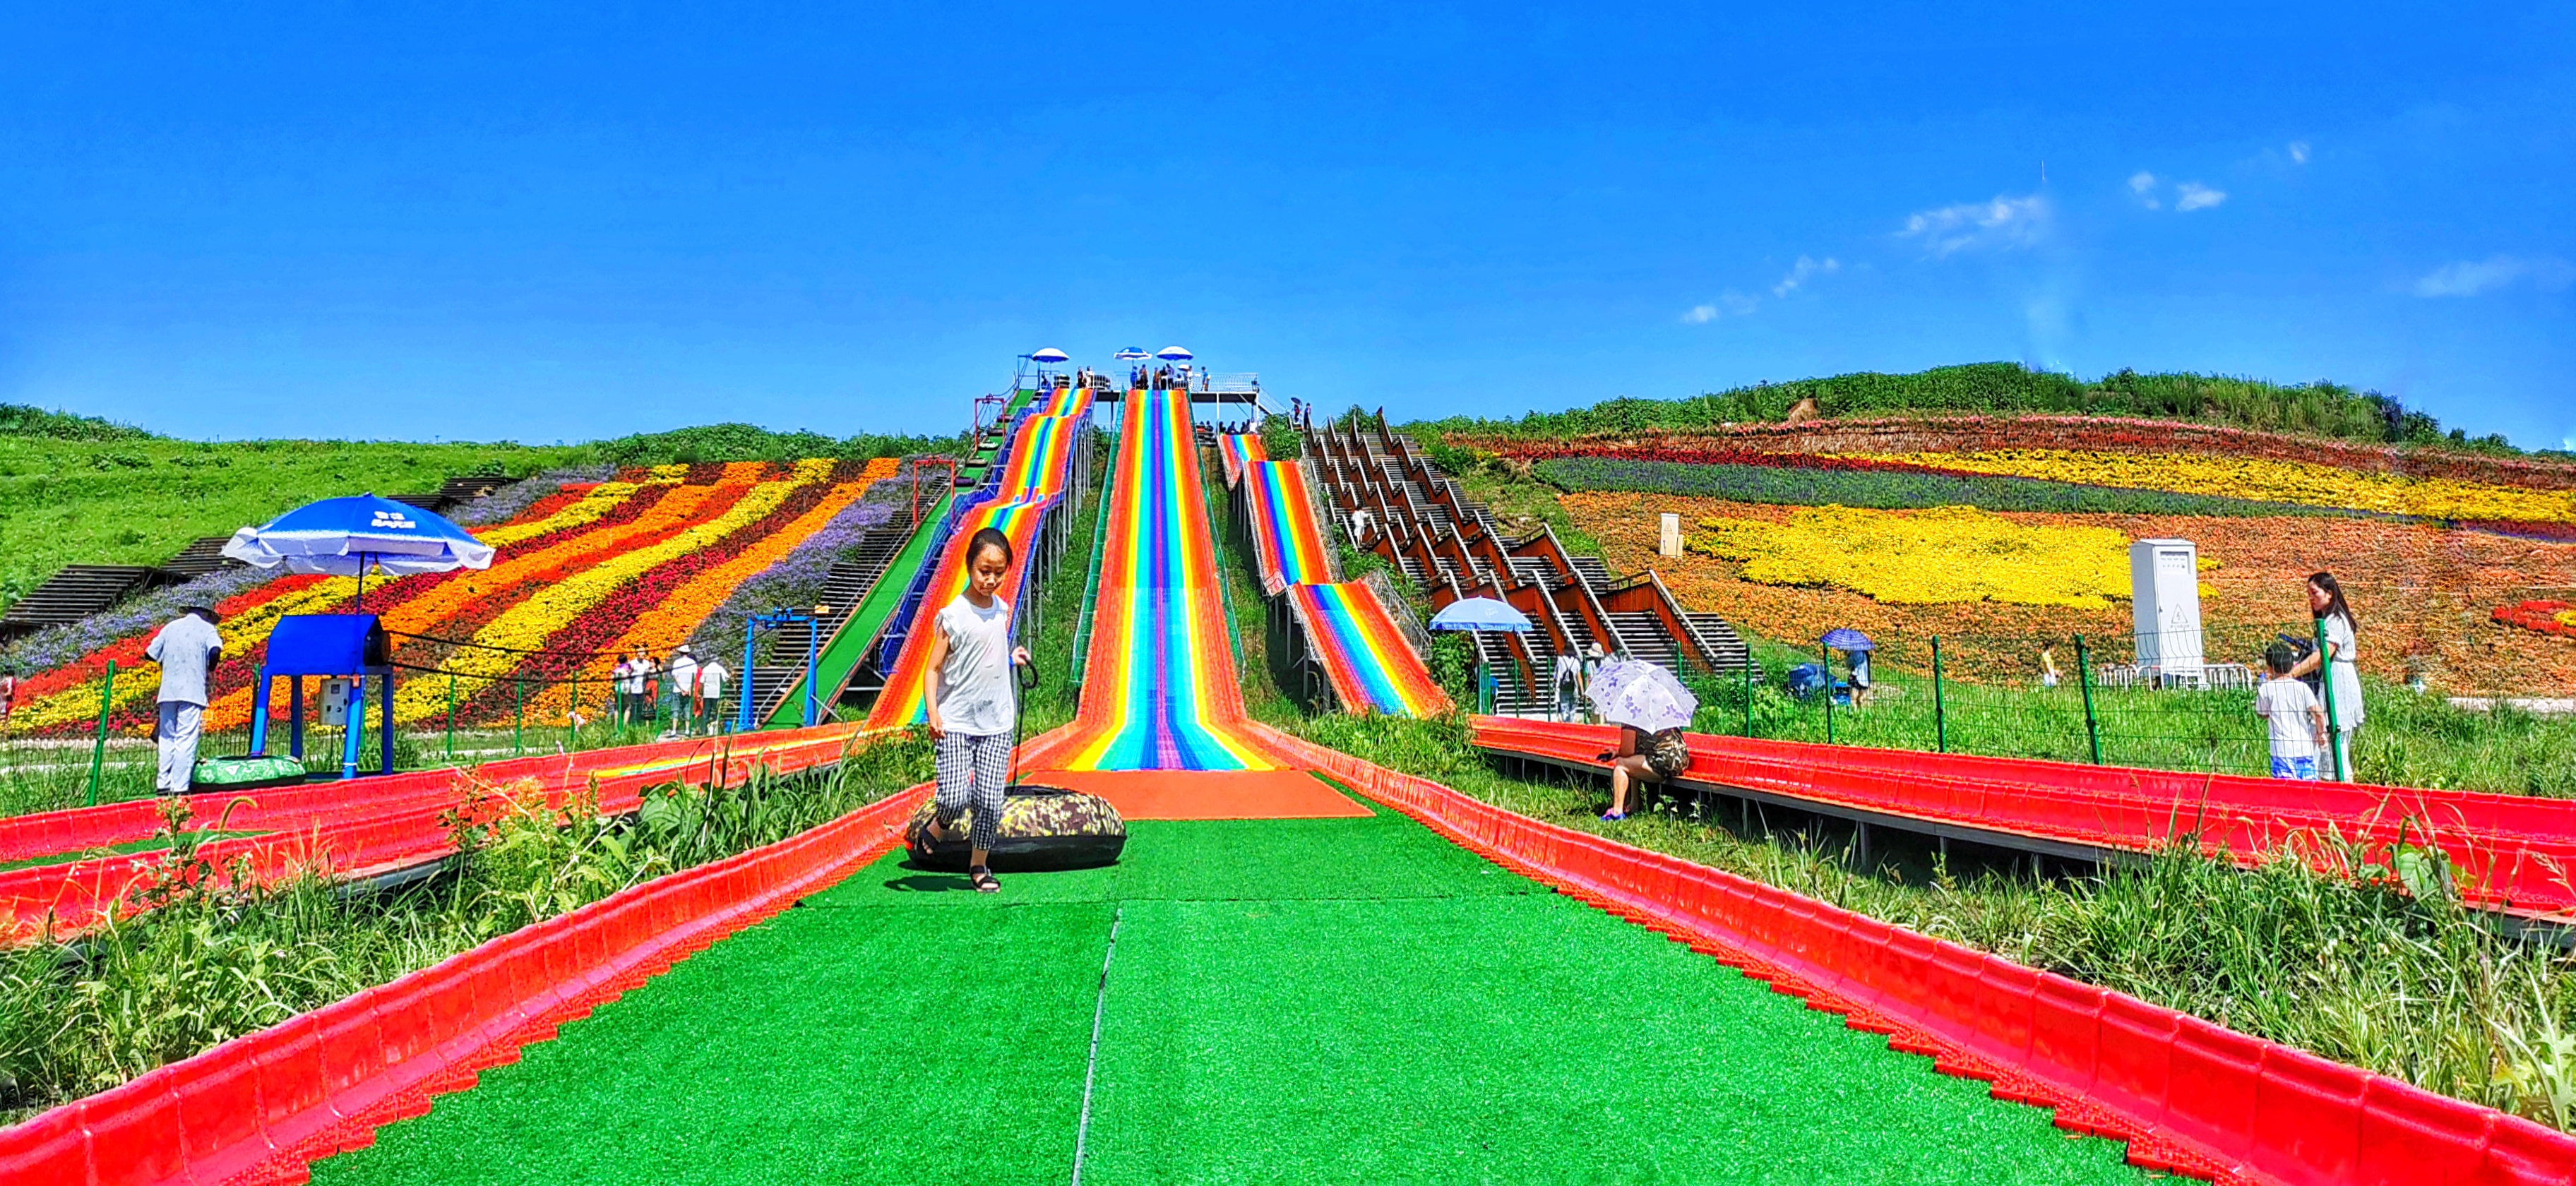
1256 722 2576 1186
0 724 893 945
1474 717 2576 920
0 778 931 1186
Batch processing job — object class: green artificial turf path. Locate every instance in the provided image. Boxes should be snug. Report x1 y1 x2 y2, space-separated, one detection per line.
310 795 2147 1185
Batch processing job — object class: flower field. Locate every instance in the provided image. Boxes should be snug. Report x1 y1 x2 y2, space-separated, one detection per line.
1535 455 2337 517
2495 601 2576 640
2 457 901 736
1563 490 2576 695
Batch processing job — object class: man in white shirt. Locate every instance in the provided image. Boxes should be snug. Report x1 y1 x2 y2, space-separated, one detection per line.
145 605 224 794
696 659 729 733
667 646 700 732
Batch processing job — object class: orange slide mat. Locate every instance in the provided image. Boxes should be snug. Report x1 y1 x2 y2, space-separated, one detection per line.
1012 769 1371 820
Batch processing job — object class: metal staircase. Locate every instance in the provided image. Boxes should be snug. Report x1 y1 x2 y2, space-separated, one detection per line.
749 515 917 721
1311 412 1757 716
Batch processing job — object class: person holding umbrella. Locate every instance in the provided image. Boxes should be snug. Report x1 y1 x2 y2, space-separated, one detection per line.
146 604 225 794
1584 659 1698 822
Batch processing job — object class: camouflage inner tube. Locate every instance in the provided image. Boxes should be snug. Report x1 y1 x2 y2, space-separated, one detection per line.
903 783 1127 871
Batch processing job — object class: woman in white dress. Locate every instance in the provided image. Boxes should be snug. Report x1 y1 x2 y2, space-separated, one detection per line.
2287 571 2364 782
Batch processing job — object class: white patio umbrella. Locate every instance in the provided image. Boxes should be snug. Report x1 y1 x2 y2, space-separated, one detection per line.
1584 659 1698 733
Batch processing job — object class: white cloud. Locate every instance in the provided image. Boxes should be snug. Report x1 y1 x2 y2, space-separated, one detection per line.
2412 255 2576 298
1771 256 1839 297
2289 141 2311 164
2128 171 2157 193
1898 193 2051 256
1680 291 1760 324
2175 182 2227 211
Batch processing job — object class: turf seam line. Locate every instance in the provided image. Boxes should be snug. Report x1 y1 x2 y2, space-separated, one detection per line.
1069 902 1123 1186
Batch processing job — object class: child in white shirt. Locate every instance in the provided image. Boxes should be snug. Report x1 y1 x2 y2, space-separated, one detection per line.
2255 642 2327 781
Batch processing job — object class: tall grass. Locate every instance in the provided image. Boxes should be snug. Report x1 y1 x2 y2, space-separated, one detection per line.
1280 711 2576 1131
0 733 933 1124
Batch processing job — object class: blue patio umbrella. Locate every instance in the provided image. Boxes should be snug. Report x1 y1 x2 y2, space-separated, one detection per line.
1429 597 1532 633
1114 347 1150 360
1820 628 1875 652
1027 347 1071 363
222 493 494 609
1155 345 1194 361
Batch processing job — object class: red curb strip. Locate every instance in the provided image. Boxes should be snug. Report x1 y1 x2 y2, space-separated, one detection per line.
1474 718 2576 921
1 725 890 945
0 778 931 1186
1253 721 2576 1186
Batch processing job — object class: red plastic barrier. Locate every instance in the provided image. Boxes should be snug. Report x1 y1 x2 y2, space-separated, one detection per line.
1474 718 2576 920
0 778 931 1186
0 724 891 945
1254 721 2576 1186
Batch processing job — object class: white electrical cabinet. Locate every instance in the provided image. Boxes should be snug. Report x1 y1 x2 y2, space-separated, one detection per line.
2130 538 2204 686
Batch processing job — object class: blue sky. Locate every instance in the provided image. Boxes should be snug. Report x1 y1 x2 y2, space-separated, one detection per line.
2 4 2570 448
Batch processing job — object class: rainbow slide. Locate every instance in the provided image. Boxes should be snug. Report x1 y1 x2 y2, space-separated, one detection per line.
1031 390 1289 770
1227 434 1449 717
864 388 1094 726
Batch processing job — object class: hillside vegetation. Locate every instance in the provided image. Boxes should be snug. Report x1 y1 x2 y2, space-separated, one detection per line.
0 405 962 614
1414 362 2541 455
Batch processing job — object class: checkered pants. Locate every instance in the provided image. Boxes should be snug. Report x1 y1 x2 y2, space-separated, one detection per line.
934 731 1013 853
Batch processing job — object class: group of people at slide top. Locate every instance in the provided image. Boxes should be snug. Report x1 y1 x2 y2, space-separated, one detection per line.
1128 363 1204 392
922 526 1033 894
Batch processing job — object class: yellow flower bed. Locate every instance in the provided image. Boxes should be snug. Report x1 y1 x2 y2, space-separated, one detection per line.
1840 448 2576 523
1688 505 2133 609
391 460 832 723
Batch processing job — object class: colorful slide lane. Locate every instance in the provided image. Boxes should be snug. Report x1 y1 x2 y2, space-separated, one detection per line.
1474 717 2576 921
1020 390 1289 772
864 389 1094 728
1224 433 1448 717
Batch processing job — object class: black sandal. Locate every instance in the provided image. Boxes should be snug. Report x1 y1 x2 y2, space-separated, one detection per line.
970 865 999 894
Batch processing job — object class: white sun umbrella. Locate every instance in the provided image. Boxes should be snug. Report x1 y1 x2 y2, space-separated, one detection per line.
1155 346 1194 361
1584 659 1698 733
1028 347 1071 363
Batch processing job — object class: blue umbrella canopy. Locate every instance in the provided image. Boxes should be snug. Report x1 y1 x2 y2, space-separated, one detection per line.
1114 347 1150 360
1155 345 1194 361
222 493 495 578
1027 347 1071 363
1820 628 1875 652
1428 597 1533 633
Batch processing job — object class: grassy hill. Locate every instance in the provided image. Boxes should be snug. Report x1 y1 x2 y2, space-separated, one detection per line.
1407 362 2548 456
0 405 960 614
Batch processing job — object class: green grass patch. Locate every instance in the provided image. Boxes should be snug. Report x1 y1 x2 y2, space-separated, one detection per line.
310 810 2146 1185
1273 712 2576 1132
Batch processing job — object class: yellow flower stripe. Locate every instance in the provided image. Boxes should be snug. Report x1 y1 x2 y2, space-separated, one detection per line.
531 459 898 722
390 460 833 722
11 579 363 734
1842 448 2576 524
472 465 687 549
1688 504 2133 609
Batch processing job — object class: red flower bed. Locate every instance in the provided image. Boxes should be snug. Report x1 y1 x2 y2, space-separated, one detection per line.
2496 601 2576 639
